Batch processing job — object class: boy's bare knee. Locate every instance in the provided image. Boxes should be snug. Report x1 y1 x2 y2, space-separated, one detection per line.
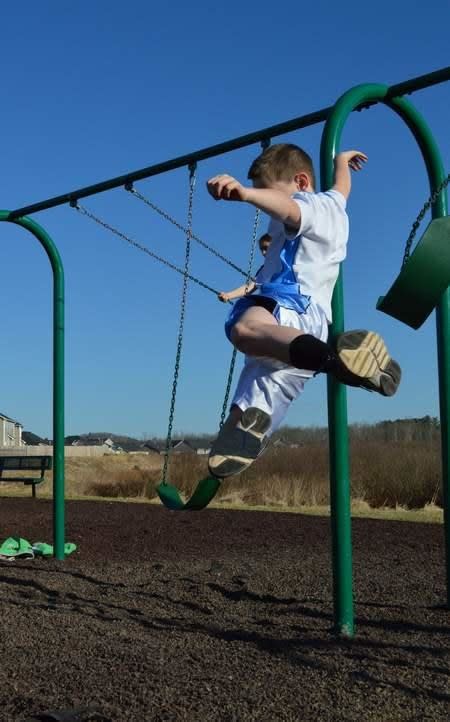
231 321 253 351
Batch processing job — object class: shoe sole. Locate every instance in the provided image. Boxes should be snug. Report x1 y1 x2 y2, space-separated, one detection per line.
336 330 401 397
208 407 271 479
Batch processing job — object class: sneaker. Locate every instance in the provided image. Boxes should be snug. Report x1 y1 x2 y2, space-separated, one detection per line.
208 407 271 479
335 330 401 396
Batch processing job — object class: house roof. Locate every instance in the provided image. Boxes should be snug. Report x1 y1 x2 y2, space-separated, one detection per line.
143 442 161 452
118 440 146 452
0 412 21 424
77 437 109 447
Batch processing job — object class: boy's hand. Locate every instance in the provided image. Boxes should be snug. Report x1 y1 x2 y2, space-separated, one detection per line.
218 291 231 303
207 174 249 202
336 150 368 171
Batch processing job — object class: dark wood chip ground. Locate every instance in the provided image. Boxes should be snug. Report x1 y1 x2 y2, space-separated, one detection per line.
0 498 449 721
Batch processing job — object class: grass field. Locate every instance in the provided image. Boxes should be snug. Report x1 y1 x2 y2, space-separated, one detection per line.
0 441 444 524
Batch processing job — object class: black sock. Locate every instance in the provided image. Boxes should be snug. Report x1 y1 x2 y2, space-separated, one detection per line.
289 334 335 371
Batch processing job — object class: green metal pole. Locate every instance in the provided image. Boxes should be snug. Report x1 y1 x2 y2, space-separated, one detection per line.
8 68 450 220
386 95 449 605
436 289 450 604
321 83 449 636
0 211 65 560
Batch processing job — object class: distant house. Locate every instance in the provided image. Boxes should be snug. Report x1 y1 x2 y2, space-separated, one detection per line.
70 436 121 452
0 412 24 447
64 435 81 446
143 442 162 455
71 436 106 447
118 439 147 453
23 430 47 446
160 439 196 455
66 435 156 454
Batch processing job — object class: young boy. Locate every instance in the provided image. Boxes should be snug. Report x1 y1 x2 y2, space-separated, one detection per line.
217 232 272 303
206 143 401 478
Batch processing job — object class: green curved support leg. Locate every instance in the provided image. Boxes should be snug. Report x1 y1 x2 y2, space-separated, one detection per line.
156 476 221 511
0 210 65 560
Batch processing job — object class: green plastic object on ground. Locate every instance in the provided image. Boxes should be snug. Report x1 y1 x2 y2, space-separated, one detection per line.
156 477 221 511
0 537 77 559
377 217 450 329
32 542 77 557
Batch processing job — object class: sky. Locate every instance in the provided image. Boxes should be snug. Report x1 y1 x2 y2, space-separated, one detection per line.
0 1 449 439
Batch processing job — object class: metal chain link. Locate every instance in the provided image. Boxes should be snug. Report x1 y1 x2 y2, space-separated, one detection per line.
162 164 197 482
72 202 222 297
219 207 261 428
403 173 450 266
218 139 269 428
74 145 269 451
127 185 251 278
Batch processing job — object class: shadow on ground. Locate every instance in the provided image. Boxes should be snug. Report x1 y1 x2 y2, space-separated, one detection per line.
0 499 448 721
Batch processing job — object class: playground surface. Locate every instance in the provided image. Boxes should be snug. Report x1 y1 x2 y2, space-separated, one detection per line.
0 498 448 722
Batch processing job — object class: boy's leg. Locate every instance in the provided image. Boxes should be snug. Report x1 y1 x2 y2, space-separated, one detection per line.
208 362 308 478
289 330 401 396
334 330 402 397
209 304 325 478
230 305 303 363
231 306 401 397
208 404 272 479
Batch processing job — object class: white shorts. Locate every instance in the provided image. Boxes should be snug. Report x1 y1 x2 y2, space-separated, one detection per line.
230 300 329 434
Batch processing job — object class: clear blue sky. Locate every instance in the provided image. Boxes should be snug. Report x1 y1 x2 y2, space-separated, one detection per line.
0 2 448 439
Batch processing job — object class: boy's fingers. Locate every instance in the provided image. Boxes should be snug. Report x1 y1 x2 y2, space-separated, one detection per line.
224 180 240 198
208 174 234 184
349 154 367 171
209 178 231 199
207 174 244 200
207 179 223 199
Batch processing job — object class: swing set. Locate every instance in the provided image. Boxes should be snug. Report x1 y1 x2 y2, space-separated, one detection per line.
3 67 449 637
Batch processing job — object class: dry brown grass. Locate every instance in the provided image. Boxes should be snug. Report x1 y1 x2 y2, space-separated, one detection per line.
350 440 441 508
147 440 443 511
74 454 163 498
0 440 443 513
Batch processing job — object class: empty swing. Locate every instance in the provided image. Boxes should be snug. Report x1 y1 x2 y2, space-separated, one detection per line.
156 163 262 510
377 173 450 329
71 152 262 510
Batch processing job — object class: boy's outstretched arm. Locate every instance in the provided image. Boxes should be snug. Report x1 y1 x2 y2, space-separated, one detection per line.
207 175 302 230
218 280 256 303
332 150 368 200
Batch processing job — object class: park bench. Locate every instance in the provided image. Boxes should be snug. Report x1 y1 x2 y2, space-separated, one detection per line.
0 455 52 498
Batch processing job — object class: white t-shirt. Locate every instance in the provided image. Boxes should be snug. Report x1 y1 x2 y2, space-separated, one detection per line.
259 189 349 322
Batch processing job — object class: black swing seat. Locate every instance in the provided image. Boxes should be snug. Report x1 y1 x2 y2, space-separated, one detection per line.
377 216 450 329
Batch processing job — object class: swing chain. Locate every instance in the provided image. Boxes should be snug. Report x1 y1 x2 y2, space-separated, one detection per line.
219 207 261 428
218 139 268 428
162 163 197 482
126 184 250 279
71 201 222 297
403 173 450 266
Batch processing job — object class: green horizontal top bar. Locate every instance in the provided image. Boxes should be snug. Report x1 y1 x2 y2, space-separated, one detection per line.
9 65 450 220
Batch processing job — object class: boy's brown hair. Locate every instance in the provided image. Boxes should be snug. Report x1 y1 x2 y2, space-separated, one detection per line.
248 143 315 189
258 233 272 252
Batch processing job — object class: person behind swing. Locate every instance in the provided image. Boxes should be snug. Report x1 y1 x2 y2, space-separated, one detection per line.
206 143 401 478
217 232 272 303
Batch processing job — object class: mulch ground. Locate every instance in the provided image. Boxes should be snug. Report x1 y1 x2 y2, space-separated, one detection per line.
0 498 449 722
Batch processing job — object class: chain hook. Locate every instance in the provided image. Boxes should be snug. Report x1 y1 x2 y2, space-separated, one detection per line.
403 173 450 266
